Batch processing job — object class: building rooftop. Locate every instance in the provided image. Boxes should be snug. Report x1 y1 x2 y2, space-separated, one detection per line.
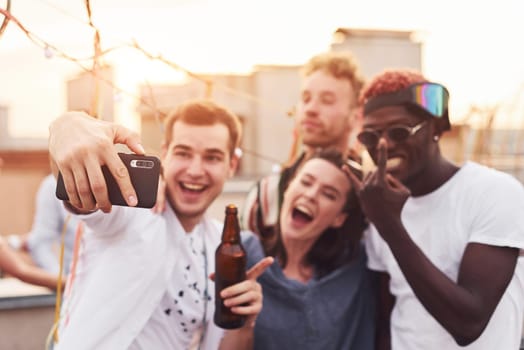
334 27 416 39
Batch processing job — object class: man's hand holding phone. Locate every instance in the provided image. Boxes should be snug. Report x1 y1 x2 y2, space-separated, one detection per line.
56 153 161 209
49 111 150 213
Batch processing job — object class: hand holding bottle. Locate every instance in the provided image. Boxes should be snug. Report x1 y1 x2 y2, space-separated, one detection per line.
216 256 274 328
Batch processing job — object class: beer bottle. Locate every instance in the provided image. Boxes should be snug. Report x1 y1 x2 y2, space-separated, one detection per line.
214 204 247 329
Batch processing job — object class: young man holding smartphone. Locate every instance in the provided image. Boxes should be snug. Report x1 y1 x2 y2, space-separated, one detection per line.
49 100 272 350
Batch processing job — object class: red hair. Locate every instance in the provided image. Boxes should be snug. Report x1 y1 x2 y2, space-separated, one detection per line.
359 69 428 105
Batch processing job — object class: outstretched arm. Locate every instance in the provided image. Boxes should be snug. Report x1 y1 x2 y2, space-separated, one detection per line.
0 237 63 290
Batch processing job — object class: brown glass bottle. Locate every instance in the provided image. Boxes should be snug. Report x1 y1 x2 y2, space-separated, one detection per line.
214 204 247 329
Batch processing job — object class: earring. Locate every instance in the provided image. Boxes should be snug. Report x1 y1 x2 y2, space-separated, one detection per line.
433 135 440 142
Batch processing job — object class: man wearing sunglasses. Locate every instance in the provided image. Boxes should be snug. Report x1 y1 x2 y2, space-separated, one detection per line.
345 69 524 349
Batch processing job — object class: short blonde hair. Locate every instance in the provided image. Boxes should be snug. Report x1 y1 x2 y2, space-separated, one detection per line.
301 51 365 106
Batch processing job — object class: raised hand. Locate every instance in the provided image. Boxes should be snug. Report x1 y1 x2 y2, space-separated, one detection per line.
344 139 410 233
49 111 145 213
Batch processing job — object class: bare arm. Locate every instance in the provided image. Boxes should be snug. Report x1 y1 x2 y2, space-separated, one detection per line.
0 237 63 290
383 231 517 345
49 111 144 213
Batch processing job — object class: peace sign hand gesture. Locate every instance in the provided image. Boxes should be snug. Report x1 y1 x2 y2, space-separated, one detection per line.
344 139 410 236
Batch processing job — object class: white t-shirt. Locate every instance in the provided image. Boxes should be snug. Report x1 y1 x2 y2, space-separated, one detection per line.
365 161 524 350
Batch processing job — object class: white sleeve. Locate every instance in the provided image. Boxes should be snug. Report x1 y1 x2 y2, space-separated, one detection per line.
468 172 524 249
80 206 133 238
27 175 64 273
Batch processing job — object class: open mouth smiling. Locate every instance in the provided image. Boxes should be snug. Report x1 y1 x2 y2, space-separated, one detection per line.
292 204 314 224
180 182 207 193
386 157 403 170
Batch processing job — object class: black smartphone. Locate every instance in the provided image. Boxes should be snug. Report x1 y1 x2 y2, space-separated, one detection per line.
55 153 161 209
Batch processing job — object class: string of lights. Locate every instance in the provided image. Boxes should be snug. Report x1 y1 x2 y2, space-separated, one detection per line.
0 6 292 166
35 0 292 114
84 0 103 117
0 0 10 38
32 0 295 116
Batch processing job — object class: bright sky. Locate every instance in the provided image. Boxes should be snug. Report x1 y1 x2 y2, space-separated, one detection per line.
1 0 524 137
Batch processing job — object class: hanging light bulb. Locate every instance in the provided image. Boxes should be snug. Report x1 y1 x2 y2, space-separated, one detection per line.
44 45 54 59
234 147 243 159
113 91 123 103
271 163 282 173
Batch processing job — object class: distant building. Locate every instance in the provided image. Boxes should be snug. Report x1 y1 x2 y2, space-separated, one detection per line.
138 28 423 177
0 105 47 150
66 66 115 122
138 66 300 177
331 28 422 78
0 67 116 236
5 27 521 233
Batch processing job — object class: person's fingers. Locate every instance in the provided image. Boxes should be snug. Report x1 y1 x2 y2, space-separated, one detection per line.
104 151 138 207
210 257 274 283
342 164 363 192
386 174 410 195
60 167 81 208
151 176 166 213
376 139 388 184
112 124 145 155
70 162 97 210
222 280 261 311
363 170 374 185
230 300 262 316
220 279 260 299
246 256 274 280
84 155 112 212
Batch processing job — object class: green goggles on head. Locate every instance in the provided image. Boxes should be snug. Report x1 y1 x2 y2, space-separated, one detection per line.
363 82 450 130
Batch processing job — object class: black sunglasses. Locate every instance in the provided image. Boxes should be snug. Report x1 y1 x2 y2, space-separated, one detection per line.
357 121 427 148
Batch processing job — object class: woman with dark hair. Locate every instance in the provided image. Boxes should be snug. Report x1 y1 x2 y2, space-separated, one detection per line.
229 149 376 349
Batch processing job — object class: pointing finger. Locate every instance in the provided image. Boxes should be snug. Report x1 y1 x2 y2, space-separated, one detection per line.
247 256 274 280
377 139 388 184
